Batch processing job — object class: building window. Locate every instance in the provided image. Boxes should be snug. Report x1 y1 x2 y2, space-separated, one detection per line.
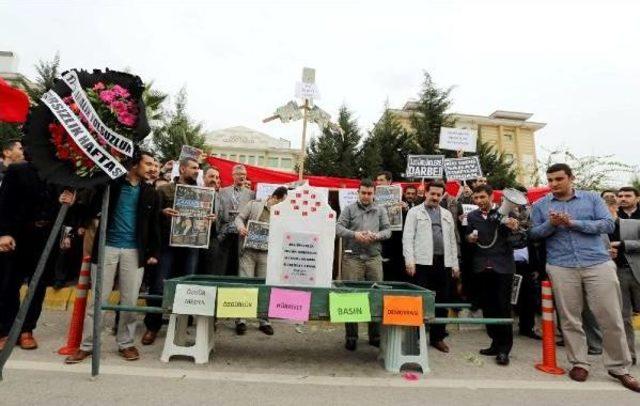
248 155 255 165
229 154 237 161
281 158 293 169
267 157 279 167
504 153 514 163
258 156 265 166
503 131 514 141
220 153 227 159
239 154 246 163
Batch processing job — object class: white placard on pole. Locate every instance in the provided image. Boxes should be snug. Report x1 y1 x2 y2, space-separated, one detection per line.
439 127 478 153
172 284 217 316
338 188 359 211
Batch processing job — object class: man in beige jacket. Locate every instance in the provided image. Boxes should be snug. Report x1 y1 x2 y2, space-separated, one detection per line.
403 181 459 353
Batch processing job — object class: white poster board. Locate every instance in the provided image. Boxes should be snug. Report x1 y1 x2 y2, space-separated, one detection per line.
256 183 286 201
338 188 358 211
439 127 478 153
172 284 217 316
281 231 320 285
266 185 336 288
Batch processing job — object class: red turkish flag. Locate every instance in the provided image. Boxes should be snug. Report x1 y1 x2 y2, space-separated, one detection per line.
0 77 30 123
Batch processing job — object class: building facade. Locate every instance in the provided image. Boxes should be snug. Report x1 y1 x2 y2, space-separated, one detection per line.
205 126 300 171
386 101 546 186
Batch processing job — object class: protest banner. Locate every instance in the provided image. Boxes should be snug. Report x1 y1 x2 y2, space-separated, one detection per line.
244 220 269 251
375 185 403 231
382 295 423 326
438 127 477 153
216 288 259 318
179 144 203 161
338 188 358 210
329 292 371 323
405 155 444 179
172 284 217 316
169 184 215 248
268 288 311 322
443 156 483 181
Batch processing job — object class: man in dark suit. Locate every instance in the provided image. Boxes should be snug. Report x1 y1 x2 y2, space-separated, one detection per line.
0 160 75 351
465 184 519 366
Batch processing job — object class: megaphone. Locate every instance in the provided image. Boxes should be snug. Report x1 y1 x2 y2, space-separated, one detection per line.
497 188 528 221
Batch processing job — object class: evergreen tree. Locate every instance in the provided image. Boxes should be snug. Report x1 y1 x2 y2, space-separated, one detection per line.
476 140 518 189
18 52 61 104
0 123 23 145
152 88 206 161
358 108 411 180
305 105 361 177
409 72 455 155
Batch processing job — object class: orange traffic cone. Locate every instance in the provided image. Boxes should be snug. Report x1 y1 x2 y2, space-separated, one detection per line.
535 280 564 375
58 256 91 355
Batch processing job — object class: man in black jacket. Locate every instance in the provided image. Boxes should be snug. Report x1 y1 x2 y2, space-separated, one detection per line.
0 161 75 351
465 184 519 366
65 151 161 364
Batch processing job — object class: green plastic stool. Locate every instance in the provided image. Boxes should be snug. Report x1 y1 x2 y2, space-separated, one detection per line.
380 325 429 374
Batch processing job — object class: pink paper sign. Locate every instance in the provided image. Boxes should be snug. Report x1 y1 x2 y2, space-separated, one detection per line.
268 288 311 322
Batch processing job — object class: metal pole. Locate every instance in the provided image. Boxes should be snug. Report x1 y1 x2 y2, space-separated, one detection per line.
297 99 309 181
91 184 110 377
0 204 69 381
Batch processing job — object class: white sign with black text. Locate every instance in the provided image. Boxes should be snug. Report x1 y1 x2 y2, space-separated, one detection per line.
439 127 478 153
172 284 217 316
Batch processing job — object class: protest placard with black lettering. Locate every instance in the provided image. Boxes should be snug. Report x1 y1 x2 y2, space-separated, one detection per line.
443 156 483 181
375 185 403 231
438 127 477 153
244 220 270 251
170 184 215 248
405 155 444 179
179 145 203 161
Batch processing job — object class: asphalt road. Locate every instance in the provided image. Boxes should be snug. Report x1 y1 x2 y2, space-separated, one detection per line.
1 310 638 405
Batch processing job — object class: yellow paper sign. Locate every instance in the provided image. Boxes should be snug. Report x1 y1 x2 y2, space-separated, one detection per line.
382 295 423 326
216 288 259 318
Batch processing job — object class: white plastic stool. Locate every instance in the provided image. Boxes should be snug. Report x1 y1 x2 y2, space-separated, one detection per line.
160 314 214 364
380 325 429 374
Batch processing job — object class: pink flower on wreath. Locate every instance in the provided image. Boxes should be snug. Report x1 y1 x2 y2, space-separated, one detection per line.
99 90 116 104
118 111 137 127
111 85 130 98
110 100 127 114
93 82 105 91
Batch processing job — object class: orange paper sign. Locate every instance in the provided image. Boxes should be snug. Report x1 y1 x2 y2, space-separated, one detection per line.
383 295 424 326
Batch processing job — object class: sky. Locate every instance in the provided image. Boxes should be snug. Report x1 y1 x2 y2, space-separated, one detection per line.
2 0 639 176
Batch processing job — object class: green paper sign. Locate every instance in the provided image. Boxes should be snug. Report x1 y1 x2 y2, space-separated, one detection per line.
329 292 371 323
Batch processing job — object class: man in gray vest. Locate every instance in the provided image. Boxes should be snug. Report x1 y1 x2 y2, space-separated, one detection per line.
218 164 254 276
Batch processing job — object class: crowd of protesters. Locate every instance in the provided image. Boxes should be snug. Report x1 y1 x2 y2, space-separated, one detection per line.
0 138 638 392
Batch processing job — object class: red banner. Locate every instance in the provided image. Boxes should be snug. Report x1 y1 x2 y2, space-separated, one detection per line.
206 156 550 203
0 77 29 123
